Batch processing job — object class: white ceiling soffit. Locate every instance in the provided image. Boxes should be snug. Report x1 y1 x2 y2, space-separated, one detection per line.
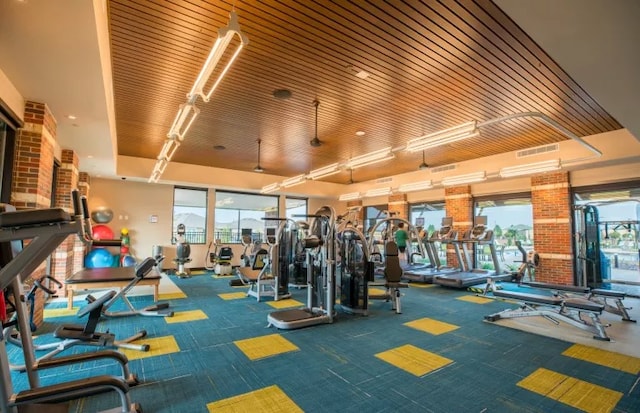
0 0 116 177
495 0 640 142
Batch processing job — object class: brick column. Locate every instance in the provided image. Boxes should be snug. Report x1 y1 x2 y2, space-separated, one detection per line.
10 101 57 326
11 101 56 209
52 149 81 296
531 171 573 285
387 194 408 220
445 186 473 268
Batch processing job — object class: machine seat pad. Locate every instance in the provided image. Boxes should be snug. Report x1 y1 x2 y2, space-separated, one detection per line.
591 288 626 298
238 267 261 281
386 282 409 289
525 281 589 294
67 266 161 284
14 375 128 404
563 298 605 313
493 290 563 306
0 208 71 229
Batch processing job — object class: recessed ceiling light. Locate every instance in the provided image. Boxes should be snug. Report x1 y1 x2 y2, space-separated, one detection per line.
272 89 292 100
67 115 77 120
213 145 226 150
87 155 94 158
355 130 365 136
355 70 370 79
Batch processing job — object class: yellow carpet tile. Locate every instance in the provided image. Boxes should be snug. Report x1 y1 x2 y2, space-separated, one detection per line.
165 309 208 324
408 283 436 289
562 344 640 374
404 317 460 335
518 367 622 413
456 295 493 304
266 299 304 309
234 334 299 361
159 292 187 300
44 307 78 318
375 344 453 377
218 292 247 300
207 385 303 413
120 335 180 361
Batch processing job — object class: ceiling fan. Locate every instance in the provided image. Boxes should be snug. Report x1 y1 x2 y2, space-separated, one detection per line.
253 139 264 173
309 99 322 147
418 151 429 170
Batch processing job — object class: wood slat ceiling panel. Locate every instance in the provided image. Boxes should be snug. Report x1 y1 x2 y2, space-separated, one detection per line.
108 0 621 184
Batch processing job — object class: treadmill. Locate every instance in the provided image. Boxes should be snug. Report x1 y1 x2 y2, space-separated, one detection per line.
433 216 511 288
402 217 462 283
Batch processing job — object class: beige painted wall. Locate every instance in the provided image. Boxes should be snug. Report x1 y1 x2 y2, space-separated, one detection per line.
88 178 342 270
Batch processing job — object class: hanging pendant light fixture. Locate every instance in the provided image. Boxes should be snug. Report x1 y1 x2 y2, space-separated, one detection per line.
418 151 429 170
309 99 322 147
253 139 264 172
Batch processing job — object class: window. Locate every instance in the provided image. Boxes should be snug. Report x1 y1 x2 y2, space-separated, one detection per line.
286 197 307 220
214 191 279 243
364 204 387 234
573 183 640 295
409 201 446 236
172 187 207 244
0 117 17 203
474 194 533 272
409 201 447 264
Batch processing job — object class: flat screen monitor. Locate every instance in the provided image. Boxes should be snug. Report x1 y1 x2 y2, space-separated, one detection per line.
241 228 252 236
266 227 276 236
475 216 488 226
441 217 453 226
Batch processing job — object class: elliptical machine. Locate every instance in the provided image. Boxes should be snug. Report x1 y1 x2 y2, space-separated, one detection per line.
173 223 191 278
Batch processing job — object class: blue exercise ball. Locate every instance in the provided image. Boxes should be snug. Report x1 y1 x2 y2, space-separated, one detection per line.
121 255 137 267
85 249 116 268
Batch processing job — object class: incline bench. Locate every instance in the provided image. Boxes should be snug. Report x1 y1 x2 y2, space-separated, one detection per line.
66 264 161 310
485 289 610 341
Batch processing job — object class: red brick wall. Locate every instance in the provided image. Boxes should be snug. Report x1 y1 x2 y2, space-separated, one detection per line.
52 149 81 295
531 171 574 284
11 101 55 209
10 101 58 325
388 193 408 220
445 186 473 268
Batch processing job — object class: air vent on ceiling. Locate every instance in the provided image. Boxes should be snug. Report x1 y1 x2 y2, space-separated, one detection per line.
376 177 393 184
430 164 457 174
516 143 559 159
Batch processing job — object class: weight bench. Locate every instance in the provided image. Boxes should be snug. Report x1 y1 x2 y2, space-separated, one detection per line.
66 259 162 312
79 256 173 317
523 281 635 322
485 289 610 341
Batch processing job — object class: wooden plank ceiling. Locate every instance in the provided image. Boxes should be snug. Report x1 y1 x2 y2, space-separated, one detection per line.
108 0 621 184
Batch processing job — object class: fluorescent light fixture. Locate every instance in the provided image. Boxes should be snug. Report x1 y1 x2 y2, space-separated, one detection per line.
308 163 341 180
167 103 200 140
261 183 280 194
406 121 478 152
281 174 307 188
499 159 561 178
148 158 169 183
187 11 249 103
345 147 394 170
441 171 486 186
157 138 180 162
365 187 392 197
398 180 433 193
339 192 361 201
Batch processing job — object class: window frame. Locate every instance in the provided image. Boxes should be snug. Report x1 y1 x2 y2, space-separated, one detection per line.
172 186 208 245
214 190 280 244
